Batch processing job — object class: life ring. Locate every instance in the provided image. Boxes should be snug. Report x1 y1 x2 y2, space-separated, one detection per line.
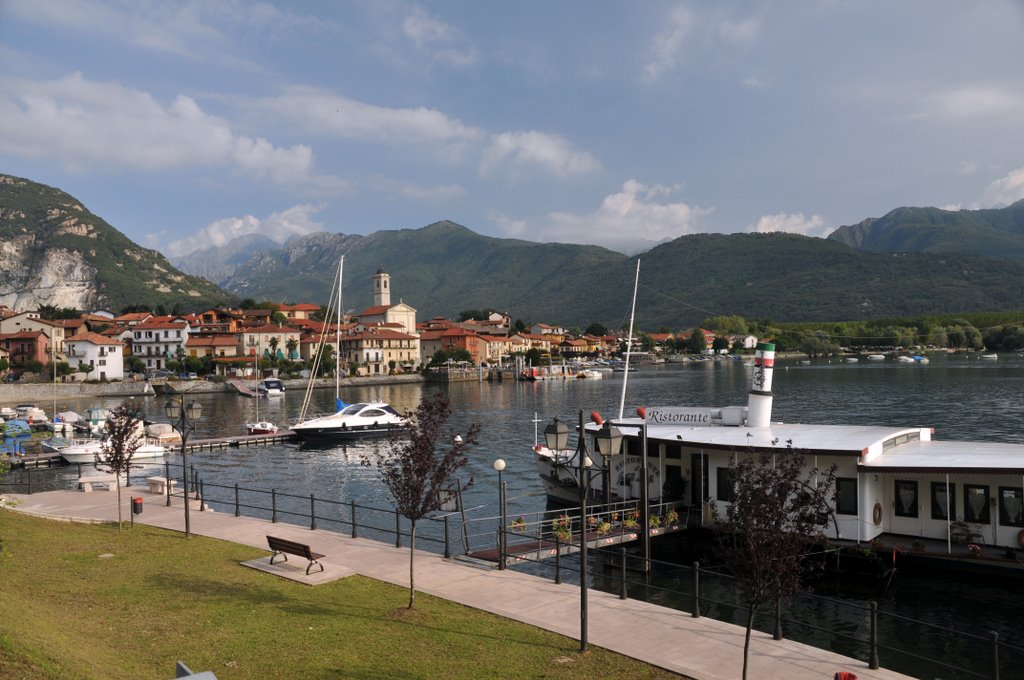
872 502 882 526
1017 529 1024 548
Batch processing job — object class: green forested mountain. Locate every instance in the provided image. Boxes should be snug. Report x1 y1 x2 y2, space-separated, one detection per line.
0 174 230 312
209 222 1024 329
827 200 1024 262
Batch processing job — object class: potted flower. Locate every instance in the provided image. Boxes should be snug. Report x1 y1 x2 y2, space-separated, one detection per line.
511 516 526 532
912 540 926 552
622 513 639 529
611 512 619 522
649 515 661 528
552 514 573 542
665 509 679 526
967 543 982 558
596 521 612 536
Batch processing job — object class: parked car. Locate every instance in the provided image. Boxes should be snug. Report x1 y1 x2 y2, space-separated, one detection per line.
187 372 198 380
3 373 20 383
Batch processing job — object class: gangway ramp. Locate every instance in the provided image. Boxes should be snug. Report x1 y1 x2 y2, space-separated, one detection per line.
466 522 685 565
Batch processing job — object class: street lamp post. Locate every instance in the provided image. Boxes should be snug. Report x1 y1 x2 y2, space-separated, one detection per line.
545 412 621 654
493 458 507 570
164 396 202 538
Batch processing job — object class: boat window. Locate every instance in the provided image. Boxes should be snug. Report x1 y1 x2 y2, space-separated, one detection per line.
342 403 368 414
383 406 401 416
930 482 956 521
998 487 1024 528
835 478 858 515
963 484 990 524
361 409 387 418
716 467 734 503
894 480 918 518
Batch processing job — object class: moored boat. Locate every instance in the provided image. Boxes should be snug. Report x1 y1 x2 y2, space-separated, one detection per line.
257 379 285 396
245 420 279 435
291 402 408 441
533 342 1024 553
59 439 167 464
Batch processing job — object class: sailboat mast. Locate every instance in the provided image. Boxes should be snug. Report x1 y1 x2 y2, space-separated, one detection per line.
335 256 343 401
617 259 640 421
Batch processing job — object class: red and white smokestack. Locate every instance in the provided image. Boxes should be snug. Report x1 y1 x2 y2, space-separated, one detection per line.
747 342 775 427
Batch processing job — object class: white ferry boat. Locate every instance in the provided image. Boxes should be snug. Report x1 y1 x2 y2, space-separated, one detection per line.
534 342 1024 550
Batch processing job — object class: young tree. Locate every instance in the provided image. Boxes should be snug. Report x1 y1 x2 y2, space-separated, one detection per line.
367 392 480 608
712 448 837 680
97 401 144 530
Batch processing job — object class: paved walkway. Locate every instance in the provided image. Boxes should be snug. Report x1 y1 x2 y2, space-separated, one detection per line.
5 488 912 680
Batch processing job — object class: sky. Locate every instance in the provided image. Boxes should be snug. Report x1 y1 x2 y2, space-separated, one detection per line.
1 1 1023 259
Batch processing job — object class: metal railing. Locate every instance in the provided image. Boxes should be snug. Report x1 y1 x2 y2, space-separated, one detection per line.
3 462 1021 679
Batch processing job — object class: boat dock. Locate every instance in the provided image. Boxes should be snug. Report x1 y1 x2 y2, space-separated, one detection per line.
4 431 297 469
467 523 686 565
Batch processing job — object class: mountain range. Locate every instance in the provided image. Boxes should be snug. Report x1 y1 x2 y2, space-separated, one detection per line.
0 174 228 312
6 172 1024 328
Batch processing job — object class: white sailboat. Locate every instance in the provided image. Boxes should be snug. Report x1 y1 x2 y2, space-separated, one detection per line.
246 337 278 435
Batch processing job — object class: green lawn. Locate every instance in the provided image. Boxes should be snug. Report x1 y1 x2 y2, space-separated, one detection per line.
0 510 683 679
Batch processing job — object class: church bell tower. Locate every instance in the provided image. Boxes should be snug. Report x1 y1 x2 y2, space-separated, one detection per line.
373 266 391 307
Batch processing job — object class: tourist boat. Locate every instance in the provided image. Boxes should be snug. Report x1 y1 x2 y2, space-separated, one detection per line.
59 438 167 464
533 341 1024 551
290 401 408 440
245 420 279 435
257 379 285 396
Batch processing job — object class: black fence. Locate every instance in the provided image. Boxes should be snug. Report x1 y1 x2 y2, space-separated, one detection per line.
4 461 1023 679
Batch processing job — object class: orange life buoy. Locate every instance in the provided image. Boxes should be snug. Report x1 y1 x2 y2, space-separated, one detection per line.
872 502 882 526
1017 529 1024 548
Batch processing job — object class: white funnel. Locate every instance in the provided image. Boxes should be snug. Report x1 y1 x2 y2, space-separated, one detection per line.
747 342 775 427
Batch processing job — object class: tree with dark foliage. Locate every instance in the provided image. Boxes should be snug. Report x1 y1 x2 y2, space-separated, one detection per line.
712 448 837 680
97 401 144 530
369 392 480 608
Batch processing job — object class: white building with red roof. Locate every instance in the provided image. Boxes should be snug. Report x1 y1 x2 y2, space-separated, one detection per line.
132 317 191 371
65 331 124 381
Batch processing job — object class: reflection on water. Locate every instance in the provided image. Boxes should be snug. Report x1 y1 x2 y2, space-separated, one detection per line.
5 353 1024 676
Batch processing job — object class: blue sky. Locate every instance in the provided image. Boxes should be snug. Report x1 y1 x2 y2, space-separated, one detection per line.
2 1 1023 258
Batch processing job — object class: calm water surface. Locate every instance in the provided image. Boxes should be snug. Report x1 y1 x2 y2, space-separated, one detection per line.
7 352 1024 678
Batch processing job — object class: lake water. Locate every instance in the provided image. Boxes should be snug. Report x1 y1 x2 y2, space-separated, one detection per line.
6 352 1024 678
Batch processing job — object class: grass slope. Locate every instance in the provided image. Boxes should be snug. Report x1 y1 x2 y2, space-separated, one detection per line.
0 511 680 680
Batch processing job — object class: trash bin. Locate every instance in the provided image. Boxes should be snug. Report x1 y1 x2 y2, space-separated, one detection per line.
132 497 143 515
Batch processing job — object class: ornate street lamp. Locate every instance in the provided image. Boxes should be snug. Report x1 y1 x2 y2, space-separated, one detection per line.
543 417 570 451
164 396 202 538
593 421 623 507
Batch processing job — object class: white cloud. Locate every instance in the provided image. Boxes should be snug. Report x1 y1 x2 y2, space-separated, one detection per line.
741 76 767 89
939 204 963 212
0 73 315 182
260 86 484 152
479 131 601 179
495 179 710 252
400 6 477 66
932 86 1022 118
958 161 978 176
718 18 760 43
367 175 466 200
749 212 831 238
7 0 328 57
643 6 693 82
488 211 528 238
163 204 325 257
979 167 1024 207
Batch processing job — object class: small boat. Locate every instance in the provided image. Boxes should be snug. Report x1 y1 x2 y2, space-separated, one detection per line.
291 402 409 441
0 406 17 419
896 356 915 363
257 379 285 396
74 407 111 435
845 357 859 363
59 439 167 464
867 354 885 361
982 353 998 360
576 369 604 379
245 420 279 435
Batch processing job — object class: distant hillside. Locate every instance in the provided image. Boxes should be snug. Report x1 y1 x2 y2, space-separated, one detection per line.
180 220 1024 328
827 200 1024 262
170 232 277 285
0 174 230 312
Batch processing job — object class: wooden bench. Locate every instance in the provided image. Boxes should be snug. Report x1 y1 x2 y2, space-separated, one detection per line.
146 476 178 494
266 535 325 575
78 474 118 492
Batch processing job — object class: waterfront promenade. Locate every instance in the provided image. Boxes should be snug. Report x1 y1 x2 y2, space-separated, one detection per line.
5 489 910 680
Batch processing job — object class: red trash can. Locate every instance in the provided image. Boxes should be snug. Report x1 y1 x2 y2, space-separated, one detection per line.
132 497 143 515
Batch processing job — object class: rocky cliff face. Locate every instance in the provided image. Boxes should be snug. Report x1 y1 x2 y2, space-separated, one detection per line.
0 174 228 311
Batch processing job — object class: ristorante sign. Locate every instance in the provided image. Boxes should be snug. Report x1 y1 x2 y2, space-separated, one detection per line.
646 407 716 426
